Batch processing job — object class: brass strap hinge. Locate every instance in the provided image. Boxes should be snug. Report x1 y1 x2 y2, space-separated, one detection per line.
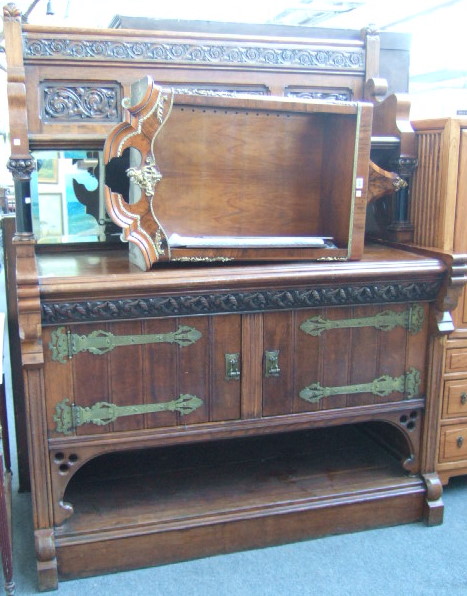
299 368 421 404
49 324 202 363
53 394 204 435
300 304 424 337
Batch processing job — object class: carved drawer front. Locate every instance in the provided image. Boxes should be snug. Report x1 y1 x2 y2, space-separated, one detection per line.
443 380 467 418
445 349 467 373
439 425 467 462
262 304 427 416
43 316 242 437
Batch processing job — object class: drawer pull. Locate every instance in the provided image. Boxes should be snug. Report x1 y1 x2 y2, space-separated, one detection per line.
461 393 467 406
225 353 241 380
457 436 464 449
265 350 281 377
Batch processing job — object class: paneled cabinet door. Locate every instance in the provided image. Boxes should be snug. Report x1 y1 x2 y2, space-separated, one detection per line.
44 315 242 438
262 304 428 417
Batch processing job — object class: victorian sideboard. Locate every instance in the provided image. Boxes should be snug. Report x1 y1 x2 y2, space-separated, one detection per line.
3 3 466 592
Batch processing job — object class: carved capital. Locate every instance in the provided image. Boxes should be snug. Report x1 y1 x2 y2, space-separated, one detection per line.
7 157 36 180
361 23 379 38
3 3 21 21
390 157 418 178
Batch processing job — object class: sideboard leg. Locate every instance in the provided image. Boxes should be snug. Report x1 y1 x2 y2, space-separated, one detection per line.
35 529 58 591
422 472 444 526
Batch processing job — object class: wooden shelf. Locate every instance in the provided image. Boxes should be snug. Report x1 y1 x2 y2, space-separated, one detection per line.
54 424 425 580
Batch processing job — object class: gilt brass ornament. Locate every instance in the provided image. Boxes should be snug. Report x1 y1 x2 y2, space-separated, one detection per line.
300 304 424 337
49 324 202 363
299 367 421 404
53 394 204 435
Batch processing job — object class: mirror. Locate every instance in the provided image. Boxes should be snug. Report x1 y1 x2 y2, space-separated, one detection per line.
31 149 121 244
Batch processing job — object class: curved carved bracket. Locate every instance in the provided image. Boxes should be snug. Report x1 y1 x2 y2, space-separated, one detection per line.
434 253 467 335
104 76 174 270
371 93 416 159
367 160 406 203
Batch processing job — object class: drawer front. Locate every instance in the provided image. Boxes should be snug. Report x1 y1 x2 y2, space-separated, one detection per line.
443 380 467 418
439 425 467 462
445 348 467 372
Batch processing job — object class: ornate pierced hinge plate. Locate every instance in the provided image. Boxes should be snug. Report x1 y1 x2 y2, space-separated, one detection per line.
49 324 202 363
300 304 424 337
299 367 421 404
53 394 204 435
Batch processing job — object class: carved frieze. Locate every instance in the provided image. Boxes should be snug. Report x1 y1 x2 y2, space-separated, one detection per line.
41 83 121 122
41 280 442 325
24 38 365 71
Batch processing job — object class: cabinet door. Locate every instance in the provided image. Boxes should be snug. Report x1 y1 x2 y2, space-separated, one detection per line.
262 303 428 416
44 315 242 437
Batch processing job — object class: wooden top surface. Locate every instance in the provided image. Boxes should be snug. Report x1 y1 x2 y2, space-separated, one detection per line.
36 243 446 302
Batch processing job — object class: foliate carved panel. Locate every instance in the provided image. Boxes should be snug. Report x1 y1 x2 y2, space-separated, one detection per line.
285 87 352 101
170 85 268 97
41 280 442 325
24 38 365 71
41 83 121 122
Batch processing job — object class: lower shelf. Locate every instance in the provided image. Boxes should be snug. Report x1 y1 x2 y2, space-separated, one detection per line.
55 424 426 580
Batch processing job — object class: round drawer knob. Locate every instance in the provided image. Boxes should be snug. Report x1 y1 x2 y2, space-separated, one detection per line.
457 436 464 448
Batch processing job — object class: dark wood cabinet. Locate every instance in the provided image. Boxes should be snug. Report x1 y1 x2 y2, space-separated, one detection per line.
15 244 450 588
3 5 465 592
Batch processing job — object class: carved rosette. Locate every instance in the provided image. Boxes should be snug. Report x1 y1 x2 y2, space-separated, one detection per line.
42 84 121 121
7 157 36 180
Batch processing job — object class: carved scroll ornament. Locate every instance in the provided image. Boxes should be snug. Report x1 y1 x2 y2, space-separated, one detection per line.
42 84 121 122
104 77 174 270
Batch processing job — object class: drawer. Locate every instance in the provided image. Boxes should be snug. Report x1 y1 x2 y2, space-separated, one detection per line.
445 348 467 373
439 425 467 462
443 380 467 418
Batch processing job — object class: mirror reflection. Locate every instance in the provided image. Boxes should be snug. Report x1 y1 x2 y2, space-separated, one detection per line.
31 149 121 244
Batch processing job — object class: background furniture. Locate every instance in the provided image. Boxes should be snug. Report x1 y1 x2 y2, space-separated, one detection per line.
410 118 467 484
0 312 15 595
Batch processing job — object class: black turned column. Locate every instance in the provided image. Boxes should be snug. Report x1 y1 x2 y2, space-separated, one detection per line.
387 156 418 242
6 156 35 236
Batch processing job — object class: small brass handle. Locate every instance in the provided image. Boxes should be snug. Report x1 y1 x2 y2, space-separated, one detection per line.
265 350 281 377
457 436 464 449
461 392 467 406
225 353 241 380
